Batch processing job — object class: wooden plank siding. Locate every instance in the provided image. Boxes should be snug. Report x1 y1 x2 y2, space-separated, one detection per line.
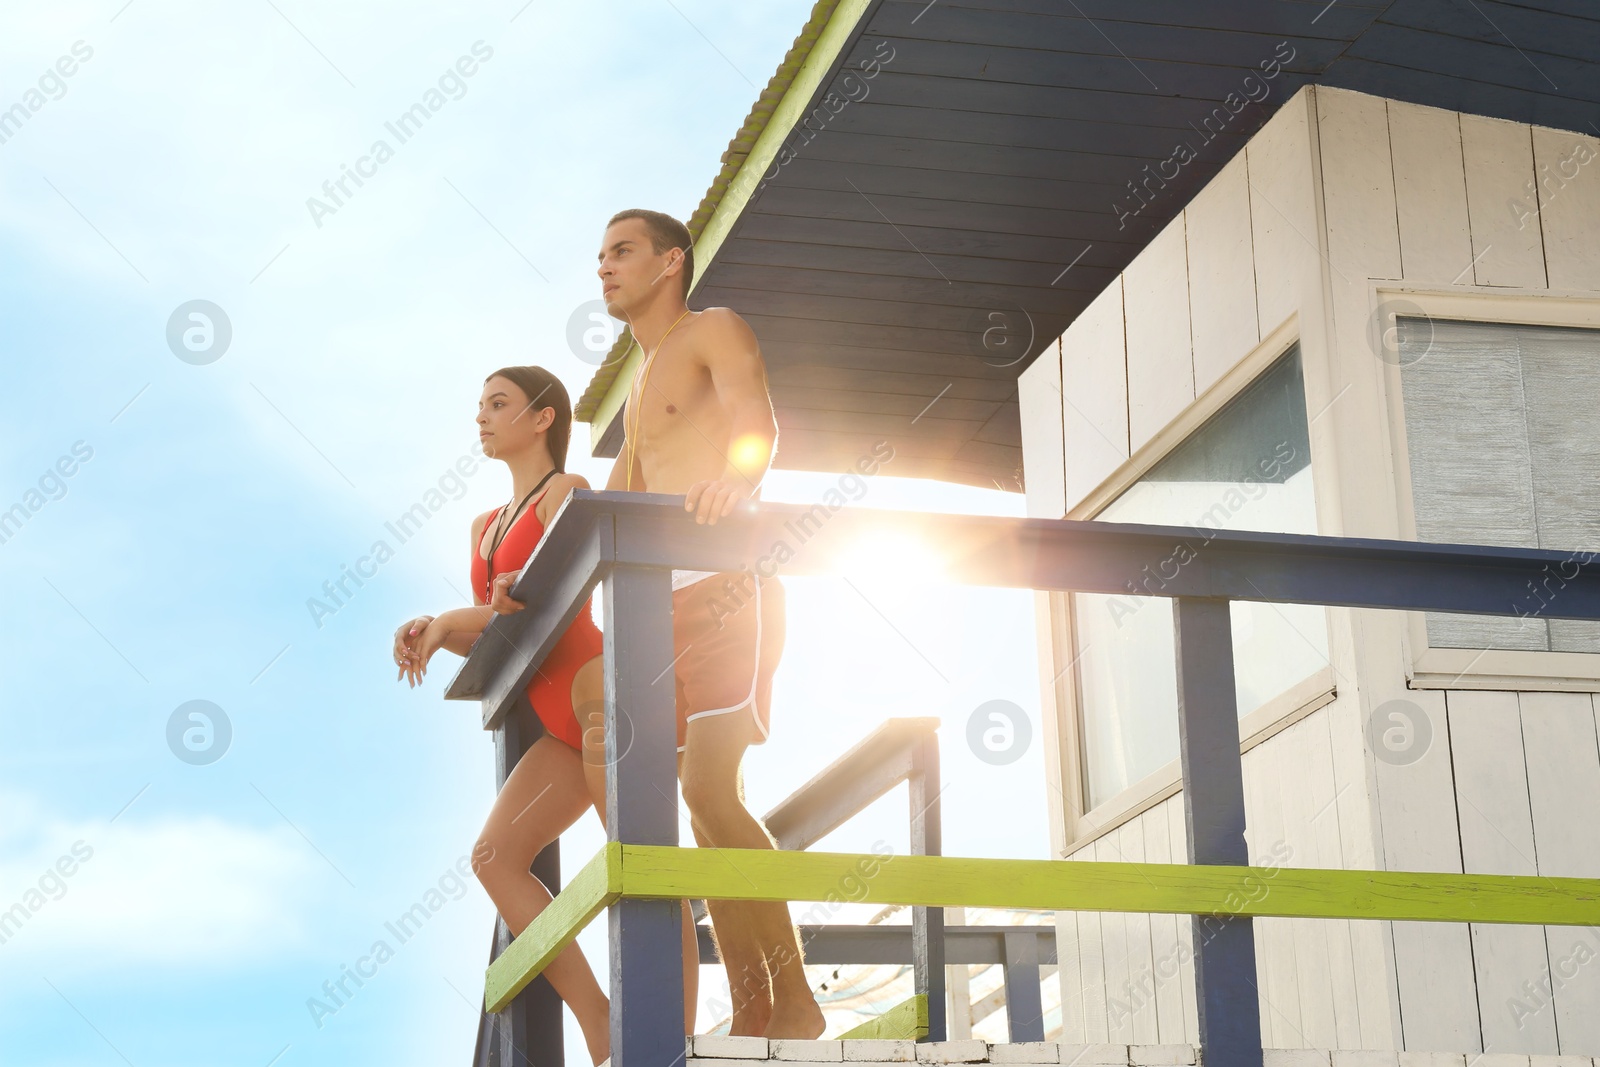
1387 101 1475 285
1059 278 1128 507
1449 691 1558 1055
1533 127 1600 292
1018 340 1065 520
1024 82 1600 1057
1460 114 1549 288
1186 153 1261 397
1123 214 1196 456
1519 692 1600 1051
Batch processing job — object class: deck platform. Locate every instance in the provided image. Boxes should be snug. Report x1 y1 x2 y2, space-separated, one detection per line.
685 1041 1597 1067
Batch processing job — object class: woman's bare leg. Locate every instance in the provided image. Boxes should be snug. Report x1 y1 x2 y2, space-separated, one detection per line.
574 655 700 1035
473 733 609 1065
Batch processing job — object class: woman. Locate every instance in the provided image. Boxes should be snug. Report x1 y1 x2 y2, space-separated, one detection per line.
390 366 617 1062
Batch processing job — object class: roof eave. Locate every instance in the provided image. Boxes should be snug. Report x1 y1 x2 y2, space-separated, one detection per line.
575 0 879 455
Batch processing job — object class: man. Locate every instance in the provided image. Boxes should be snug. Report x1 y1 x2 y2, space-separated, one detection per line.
493 209 823 1040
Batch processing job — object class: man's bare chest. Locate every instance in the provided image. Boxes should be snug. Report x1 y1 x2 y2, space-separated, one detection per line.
630 359 717 436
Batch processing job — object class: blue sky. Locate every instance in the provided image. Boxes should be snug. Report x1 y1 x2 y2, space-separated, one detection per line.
0 3 1048 1064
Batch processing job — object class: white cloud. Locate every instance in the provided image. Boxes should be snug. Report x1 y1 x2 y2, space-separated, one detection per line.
0 793 319 975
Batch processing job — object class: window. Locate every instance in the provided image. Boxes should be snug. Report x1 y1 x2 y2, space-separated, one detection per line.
1073 347 1326 810
1399 317 1600 653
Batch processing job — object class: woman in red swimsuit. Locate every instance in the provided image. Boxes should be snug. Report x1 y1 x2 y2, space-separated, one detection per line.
389 366 611 1064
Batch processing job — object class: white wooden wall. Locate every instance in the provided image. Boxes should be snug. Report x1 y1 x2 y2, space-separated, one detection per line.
1317 86 1600 1056
1052 710 1392 1051
1019 84 1600 1055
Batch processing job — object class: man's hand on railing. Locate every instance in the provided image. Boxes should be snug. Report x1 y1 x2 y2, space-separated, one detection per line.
488 570 527 616
684 478 752 526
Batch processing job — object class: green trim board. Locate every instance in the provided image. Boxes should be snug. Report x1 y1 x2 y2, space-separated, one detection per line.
577 0 876 447
483 841 1600 1014
483 843 622 1013
683 0 877 314
615 845 1600 927
837 994 929 1041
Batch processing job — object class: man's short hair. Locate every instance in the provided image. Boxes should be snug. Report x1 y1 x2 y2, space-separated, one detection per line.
608 208 693 299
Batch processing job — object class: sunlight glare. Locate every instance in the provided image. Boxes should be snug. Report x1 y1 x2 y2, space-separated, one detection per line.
730 432 771 474
834 528 946 585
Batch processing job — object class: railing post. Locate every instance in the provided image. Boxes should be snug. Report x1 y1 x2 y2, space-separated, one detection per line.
482 695 563 1067
1172 597 1263 1067
604 564 685 1067
1001 929 1045 1042
908 731 946 1041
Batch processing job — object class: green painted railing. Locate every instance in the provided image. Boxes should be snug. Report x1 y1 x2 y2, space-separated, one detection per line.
484 842 1600 1014
837 995 929 1041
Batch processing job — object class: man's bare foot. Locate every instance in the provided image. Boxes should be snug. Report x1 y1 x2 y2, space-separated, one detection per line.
728 1003 772 1037
727 976 773 1037
762 995 825 1040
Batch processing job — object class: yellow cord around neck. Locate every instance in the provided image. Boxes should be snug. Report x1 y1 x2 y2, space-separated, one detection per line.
624 307 692 492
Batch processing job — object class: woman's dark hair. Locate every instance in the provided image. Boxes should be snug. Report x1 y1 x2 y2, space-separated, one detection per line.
484 366 572 472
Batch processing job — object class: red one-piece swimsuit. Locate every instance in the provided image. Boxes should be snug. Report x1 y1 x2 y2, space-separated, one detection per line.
469 489 603 750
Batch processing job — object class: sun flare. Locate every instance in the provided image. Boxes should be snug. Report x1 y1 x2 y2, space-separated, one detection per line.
730 433 771 475
833 529 947 585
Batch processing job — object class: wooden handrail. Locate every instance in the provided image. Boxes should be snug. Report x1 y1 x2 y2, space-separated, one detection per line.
446 491 1600 728
485 843 1600 1012
761 716 940 852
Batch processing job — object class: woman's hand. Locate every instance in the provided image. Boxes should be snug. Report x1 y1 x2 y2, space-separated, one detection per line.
489 571 527 616
394 615 434 681
401 618 452 688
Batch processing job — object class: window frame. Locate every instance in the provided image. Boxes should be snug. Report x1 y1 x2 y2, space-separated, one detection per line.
1053 318 1336 851
1376 284 1600 693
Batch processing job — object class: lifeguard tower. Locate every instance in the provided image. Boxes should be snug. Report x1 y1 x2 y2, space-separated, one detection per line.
453 2 1600 1064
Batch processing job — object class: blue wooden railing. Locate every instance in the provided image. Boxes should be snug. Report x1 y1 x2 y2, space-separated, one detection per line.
448 490 1600 1067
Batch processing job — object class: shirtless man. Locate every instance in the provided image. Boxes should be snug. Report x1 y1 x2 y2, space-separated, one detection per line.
493 209 824 1040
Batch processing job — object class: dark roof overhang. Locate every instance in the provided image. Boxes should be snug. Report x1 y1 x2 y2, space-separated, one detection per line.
578 0 1600 491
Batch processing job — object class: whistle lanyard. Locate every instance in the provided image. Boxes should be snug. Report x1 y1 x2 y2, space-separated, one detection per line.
483 467 558 601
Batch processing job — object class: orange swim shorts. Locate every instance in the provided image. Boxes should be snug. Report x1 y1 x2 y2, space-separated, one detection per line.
670 570 785 753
